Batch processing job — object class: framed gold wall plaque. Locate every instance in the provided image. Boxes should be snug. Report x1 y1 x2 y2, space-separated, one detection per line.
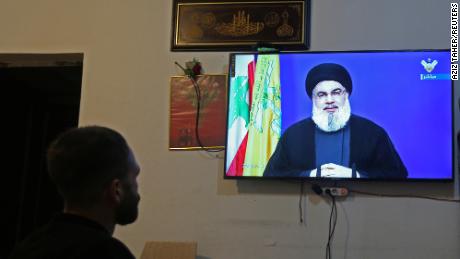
171 0 310 51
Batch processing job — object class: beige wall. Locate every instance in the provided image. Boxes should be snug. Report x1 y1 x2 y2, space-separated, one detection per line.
2 0 459 258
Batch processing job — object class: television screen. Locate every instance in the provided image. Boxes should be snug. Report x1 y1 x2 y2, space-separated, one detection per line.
224 50 453 180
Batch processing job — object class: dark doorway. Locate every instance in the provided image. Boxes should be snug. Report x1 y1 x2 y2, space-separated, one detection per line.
1 54 83 258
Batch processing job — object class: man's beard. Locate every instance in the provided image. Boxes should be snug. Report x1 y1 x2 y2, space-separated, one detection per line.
312 99 351 132
115 183 140 225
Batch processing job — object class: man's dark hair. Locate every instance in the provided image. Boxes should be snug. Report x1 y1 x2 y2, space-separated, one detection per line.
47 126 130 208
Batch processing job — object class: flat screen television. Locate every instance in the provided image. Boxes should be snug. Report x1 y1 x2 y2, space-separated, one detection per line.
224 50 453 181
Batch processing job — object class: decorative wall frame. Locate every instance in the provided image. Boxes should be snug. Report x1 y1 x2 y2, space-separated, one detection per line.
171 0 310 51
169 74 227 150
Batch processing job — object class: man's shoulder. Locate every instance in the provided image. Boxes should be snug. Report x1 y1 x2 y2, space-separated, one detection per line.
10 231 134 259
284 118 314 133
78 237 135 259
350 114 387 134
9 216 135 259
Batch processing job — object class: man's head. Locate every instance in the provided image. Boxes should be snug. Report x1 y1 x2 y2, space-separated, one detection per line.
47 126 140 225
305 63 352 132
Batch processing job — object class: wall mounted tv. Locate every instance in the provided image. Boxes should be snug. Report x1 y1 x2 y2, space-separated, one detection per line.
224 50 453 181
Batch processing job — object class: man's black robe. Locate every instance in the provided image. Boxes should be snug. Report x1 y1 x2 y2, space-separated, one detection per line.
263 115 408 178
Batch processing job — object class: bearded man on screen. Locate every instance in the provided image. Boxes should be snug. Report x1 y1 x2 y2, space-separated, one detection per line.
263 63 408 179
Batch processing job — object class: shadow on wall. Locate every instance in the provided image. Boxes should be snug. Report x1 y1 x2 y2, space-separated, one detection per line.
1 53 83 258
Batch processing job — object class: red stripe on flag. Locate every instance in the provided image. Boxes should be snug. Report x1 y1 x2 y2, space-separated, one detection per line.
227 133 248 176
227 59 256 177
248 60 256 107
234 60 256 176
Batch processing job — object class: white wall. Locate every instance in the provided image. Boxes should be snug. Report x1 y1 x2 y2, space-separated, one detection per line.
1 0 459 258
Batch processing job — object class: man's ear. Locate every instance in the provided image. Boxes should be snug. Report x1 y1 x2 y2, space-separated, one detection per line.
107 178 124 205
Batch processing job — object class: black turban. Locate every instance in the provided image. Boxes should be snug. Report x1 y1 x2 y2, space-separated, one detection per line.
305 63 352 98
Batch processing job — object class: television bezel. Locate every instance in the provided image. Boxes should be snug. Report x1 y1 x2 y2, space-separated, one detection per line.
223 49 455 182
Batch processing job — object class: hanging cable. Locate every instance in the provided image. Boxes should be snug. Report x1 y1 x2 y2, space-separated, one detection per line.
326 192 337 259
308 182 459 259
299 181 304 223
175 61 224 153
189 77 224 153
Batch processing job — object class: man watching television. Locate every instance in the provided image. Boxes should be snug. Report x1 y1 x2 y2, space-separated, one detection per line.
263 63 408 179
9 126 140 259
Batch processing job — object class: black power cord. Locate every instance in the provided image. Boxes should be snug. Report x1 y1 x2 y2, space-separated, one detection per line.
325 191 337 259
308 183 460 259
307 184 340 259
188 76 224 153
174 62 224 154
299 181 304 223
190 77 224 152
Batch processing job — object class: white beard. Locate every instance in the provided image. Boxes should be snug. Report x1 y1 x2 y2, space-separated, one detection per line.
312 99 351 132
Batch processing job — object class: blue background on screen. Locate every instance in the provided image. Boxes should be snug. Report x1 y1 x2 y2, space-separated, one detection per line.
276 51 452 179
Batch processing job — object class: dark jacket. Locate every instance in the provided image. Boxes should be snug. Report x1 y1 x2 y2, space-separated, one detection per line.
9 213 135 259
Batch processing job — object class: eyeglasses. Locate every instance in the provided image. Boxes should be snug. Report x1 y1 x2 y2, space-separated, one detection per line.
315 89 346 99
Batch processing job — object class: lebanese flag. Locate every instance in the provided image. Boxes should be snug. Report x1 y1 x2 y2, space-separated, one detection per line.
226 56 255 176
